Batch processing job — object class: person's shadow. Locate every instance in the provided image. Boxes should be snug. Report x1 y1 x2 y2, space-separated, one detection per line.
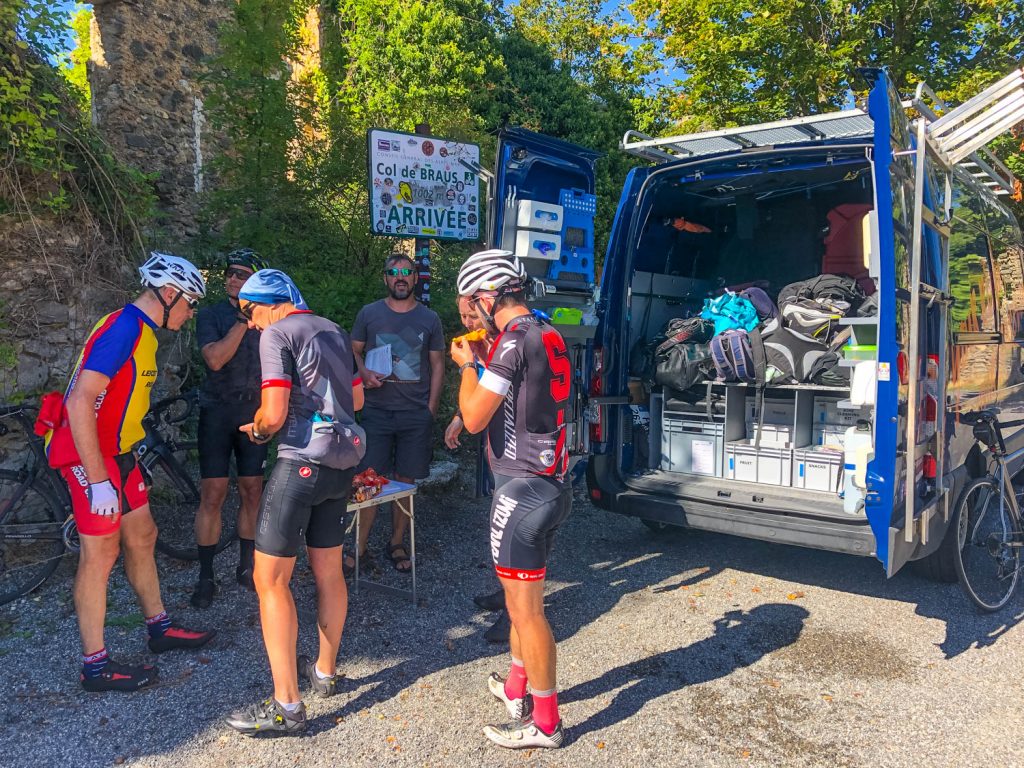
560 603 809 742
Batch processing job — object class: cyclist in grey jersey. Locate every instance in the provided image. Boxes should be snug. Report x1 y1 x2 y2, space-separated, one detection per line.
224 270 364 737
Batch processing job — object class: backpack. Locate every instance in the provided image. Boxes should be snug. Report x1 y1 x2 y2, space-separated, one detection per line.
778 274 866 311
700 291 759 335
710 329 756 383
779 297 850 342
654 341 714 393
655 317 714 355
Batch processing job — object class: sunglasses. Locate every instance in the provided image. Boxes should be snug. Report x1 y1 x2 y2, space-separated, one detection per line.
180 291 200 309
384 267 414 277
238 301 255 320
225 267 252 280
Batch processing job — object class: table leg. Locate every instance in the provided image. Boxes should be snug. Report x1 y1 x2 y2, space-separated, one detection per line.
409 496 416 605
353 506 361 596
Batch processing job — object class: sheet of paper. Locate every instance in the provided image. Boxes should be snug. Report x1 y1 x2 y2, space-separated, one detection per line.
365 344 392 377
691 439 715 475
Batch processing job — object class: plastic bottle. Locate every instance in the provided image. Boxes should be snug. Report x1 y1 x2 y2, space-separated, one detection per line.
843 420 874 514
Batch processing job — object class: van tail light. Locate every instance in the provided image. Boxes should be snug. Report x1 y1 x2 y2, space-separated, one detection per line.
896 351 909 385
589 347 604 443
922 453 936 480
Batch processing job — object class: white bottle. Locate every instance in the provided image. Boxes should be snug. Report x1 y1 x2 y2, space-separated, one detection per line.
842 420 874 514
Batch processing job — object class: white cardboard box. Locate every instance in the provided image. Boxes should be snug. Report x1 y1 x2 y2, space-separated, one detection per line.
515 229 562 261
516 200 564 232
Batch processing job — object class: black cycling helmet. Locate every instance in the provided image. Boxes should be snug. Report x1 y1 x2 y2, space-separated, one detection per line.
225 247 268 273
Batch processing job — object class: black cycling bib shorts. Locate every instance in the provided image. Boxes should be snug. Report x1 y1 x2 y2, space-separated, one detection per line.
490 472 571 581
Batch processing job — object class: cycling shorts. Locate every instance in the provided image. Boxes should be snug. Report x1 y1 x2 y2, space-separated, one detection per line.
256 458 355 558
197 403 268 479
61 452 148 537
489 473 571 581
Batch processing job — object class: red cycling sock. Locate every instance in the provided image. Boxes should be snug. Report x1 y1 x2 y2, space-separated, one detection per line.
530 688 559 735
504 658 528 700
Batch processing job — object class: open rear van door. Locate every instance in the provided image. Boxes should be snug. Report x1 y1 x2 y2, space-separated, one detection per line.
489 127 602 460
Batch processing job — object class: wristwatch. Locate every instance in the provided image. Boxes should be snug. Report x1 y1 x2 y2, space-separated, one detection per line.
252 427 267 441
459 362 476 373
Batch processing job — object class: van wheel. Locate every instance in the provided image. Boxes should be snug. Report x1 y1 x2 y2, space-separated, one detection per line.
641 519 672 534
912 522 960 583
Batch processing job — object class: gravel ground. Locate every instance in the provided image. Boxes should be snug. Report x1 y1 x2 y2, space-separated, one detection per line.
2 475 1024 768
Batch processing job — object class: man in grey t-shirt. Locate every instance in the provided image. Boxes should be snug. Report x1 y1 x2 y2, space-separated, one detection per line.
351 253 444 575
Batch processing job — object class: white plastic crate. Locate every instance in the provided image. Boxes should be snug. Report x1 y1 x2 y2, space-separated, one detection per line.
515 229 562 261
726 443 793 486
813 396 871 427
744 396 796 424
745 421 797 449
662 418 723 476
813 424 849 450
792 447 843 492
516 200 564 232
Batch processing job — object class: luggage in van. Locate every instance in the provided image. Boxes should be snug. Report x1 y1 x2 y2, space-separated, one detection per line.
710 328 756 382
700 291 759 335
778 274 866 312
654 340 714 392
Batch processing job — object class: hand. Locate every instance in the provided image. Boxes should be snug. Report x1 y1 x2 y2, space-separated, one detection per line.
362 370 383 389
86 480 120 518
239 423 271 444
444 415 464 449
468 338 490 362
450 338 474 368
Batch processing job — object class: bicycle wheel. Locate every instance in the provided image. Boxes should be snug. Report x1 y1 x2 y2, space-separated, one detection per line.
0 470 66 606
954 475 1022 612
148 453 240 561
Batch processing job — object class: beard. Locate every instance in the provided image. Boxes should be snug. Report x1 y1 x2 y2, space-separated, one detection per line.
388 281 413 300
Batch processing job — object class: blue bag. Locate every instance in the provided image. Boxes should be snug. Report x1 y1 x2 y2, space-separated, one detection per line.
700 291 759 335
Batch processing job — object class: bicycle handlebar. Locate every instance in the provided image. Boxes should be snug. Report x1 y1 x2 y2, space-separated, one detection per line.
148 389 198 425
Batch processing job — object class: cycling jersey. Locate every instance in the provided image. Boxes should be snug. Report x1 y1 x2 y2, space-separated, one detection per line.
259 311 365 470
479 313 570 480
46 304 159 466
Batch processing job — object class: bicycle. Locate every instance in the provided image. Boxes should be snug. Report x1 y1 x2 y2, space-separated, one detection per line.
953 409 1024 612
0 392 236 606
138 391 240 561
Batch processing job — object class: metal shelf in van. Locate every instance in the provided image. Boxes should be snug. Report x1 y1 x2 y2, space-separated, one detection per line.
838 317 878 325
699 380 850 392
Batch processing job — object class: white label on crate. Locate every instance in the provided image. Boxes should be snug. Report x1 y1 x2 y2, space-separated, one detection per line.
878 362 891 381
691 440 715 475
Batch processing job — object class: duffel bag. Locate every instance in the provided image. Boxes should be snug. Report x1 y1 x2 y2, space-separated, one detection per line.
779 296 850 342
654 341 714 392
778 273 866 311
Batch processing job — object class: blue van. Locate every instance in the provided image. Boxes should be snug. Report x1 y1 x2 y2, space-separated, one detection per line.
490 68 1024 579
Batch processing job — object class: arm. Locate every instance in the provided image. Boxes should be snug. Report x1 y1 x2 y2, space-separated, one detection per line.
352 339 382 389
200 322 248 371
353 381 364 411
454 365 503 434
65 370 111 482
254 386 289 435
428 349 444 417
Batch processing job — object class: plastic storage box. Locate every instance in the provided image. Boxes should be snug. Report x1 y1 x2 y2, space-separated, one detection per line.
813 424 848 450
726 443 793 486
746 421 797 448
515 229 562 260
744 396 796 424
516 200 564 232
661 418 723 476
813 396 871 427
792 447 844 492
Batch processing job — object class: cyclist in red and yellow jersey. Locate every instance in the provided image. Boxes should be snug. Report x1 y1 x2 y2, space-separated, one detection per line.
48 252 215 693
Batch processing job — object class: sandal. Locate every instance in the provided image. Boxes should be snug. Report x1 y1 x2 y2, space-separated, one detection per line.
343 550 373 578
386 543 412 573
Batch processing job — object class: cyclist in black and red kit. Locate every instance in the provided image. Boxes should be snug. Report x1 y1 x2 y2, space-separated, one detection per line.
450 249 572 749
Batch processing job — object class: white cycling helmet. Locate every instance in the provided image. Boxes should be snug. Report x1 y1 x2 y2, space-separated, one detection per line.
456 249 528 296
139 251 207 299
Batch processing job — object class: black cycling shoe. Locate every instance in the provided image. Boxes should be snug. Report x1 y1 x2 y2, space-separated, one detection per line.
80 659 158 693
225 698 306 736
484 610 511 644
298 654 338 697
190 578 217 609
147 624 216 654
236 566 255 592
474 589 506 612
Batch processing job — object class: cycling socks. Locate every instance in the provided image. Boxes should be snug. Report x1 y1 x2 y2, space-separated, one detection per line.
198 545 216 580
278 699 303 713
504 657 528 700
145 611 172 638
238 537 255 570
314 664 333 680
530 688 559 735
82 648 110 679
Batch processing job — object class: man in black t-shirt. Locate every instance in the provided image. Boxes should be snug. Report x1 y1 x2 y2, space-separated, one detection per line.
191 248 269 608
450 250 571 750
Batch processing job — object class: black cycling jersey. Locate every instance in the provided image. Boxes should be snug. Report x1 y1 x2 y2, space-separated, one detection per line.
479 312 570 480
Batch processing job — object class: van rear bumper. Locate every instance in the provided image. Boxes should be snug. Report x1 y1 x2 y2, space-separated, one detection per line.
614 489 877 558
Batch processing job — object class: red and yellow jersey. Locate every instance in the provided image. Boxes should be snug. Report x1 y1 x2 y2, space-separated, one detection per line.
46 304 159 464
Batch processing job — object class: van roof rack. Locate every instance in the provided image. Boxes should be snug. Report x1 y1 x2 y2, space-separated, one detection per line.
620 109 874 163
623 68 1024 196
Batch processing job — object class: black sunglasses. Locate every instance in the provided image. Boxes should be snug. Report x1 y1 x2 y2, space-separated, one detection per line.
384 267 414 277
225 267 252 280
238 301 255 320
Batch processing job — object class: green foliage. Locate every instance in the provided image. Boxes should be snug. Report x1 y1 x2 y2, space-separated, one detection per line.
61 4 92 106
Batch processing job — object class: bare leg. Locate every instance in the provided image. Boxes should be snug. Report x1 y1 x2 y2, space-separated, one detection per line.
236 476 263 541
74 531 121 654
253 550 300 703
502 578 555 691
120 505 164 618
307 545 347 676
388 474 414 570
195 478 228 547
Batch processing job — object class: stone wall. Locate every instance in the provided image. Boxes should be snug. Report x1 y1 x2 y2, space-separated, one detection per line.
88 0 233 240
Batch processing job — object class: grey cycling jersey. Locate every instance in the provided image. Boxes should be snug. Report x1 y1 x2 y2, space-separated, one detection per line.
259 311 365 470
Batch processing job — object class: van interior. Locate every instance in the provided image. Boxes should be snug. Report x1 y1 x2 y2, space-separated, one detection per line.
624 152 880 520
